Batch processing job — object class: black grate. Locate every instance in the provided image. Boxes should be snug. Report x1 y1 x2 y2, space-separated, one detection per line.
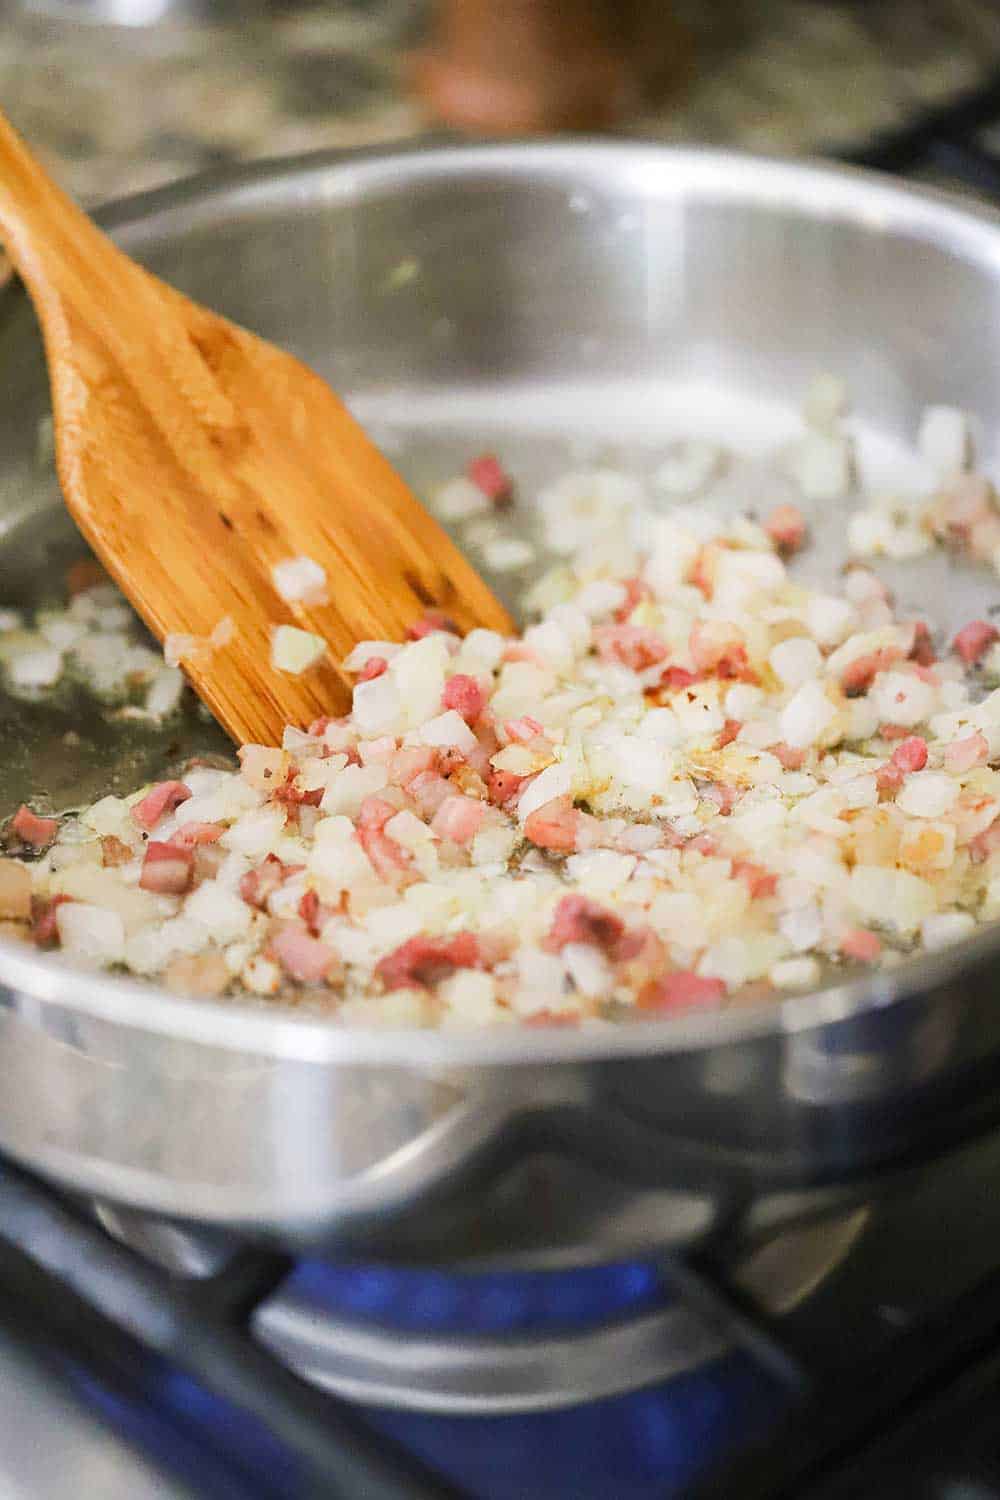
836 68 1000 194
0 1162 466 1500
690 1253 1000 1499
8 1143 1000 1500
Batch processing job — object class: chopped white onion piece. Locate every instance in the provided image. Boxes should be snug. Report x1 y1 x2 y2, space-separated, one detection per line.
184 881 253 943
482 538 536 572
56 903 125 966
781 681 836 749
164 633 197 668
654 441 724 497
418 710 478 753
805 594 856 649
786 431 853 501
770 956 821 990
918 405 971 477
435 477 490 521
320 763 389 817
517 761 573 823
9 646 63 688
145 667 185 719
342 640 402 672
802 373 848 433
769 637 822 688
920 911 976 951
896 772 958 819
574 580 627 618
270 625 326 676
563 942 614 997
39 617 84 650
271 556 328 605
438 970 498 1024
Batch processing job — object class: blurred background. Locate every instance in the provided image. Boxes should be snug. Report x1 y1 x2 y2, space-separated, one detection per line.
4 0 1000 206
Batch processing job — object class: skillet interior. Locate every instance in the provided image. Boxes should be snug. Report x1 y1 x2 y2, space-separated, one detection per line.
4 146 1000 825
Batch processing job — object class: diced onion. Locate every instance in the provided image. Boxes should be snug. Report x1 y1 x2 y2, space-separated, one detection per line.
271 625 326 676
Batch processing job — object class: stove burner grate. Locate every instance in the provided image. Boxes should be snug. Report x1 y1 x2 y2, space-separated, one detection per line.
0 1162 457 1500
6 1143 1000 1500
837 68 1000 197
0 1161 791 1499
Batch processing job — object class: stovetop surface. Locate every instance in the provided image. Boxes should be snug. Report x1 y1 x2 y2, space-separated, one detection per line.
5 1118 1000 1499
0 1327 189 1499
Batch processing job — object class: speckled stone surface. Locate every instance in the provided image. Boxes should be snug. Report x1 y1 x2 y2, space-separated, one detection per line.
3 0 1000 203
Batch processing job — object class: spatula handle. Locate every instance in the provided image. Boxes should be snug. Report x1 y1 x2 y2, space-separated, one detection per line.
0 107 232 488
0 109 132 307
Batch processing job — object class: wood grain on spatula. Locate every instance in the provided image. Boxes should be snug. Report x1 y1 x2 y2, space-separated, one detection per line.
0 110 512 746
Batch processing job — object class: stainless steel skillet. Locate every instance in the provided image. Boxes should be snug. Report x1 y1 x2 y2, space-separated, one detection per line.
3 142 1000 1267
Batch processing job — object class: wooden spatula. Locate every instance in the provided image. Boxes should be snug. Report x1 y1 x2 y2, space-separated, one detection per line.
0 110 512 746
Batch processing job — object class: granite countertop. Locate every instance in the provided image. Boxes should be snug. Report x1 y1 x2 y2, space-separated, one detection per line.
4 0 1000 204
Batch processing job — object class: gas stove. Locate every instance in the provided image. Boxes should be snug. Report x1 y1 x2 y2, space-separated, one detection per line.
9 78 1000 1500
6 1121 1000 1500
